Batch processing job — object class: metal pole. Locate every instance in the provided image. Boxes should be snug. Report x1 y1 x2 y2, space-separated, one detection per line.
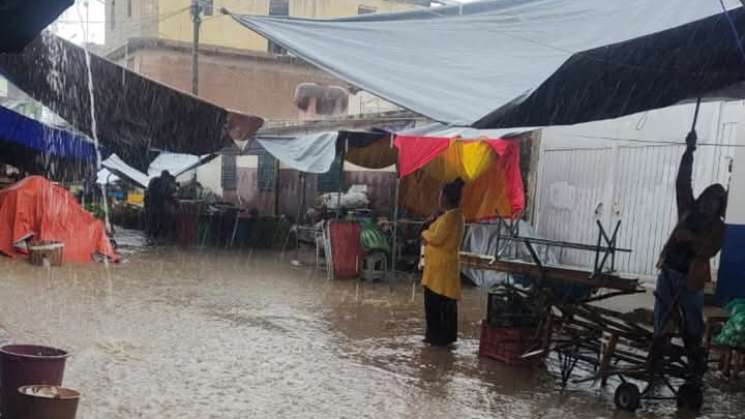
294 172 305 261
274 158 281 217
191 0 202 95
392 168 400 280
335 139 346 219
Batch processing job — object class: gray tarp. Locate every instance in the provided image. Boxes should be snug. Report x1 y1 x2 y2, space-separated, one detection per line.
230 0 745 128
257 133 339 174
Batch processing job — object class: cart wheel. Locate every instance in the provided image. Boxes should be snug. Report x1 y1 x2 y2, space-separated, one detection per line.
614 382 641 411
677 382 703 411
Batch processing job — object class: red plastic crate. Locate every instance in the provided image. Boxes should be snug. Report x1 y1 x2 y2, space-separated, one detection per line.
478 320 540 365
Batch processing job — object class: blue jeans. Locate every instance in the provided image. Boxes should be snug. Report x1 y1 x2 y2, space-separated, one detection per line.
653 268 704 340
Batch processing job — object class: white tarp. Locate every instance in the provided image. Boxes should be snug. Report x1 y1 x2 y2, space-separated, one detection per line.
101 154 149 188
257 132 339 174
231 0 745 128
101 152 210 188
96 168 119 185
148 152 201 182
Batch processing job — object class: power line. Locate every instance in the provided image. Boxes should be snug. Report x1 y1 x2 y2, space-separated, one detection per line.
573 133 745 148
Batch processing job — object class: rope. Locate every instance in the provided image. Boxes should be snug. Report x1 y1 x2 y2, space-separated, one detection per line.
718 0 745 65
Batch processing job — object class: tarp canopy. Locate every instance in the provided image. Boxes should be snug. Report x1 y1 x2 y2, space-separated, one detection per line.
395 135 524 221
101 154 150 188
148 152 201 178
0 105 97 178
0 33 264 171
256 128 525 221
0 0 72 53
97 168 119 185
257 133 339 174
101 152 217 188
0 176 117 262
256 124 531 174
256 130 392 172
230 0 745 128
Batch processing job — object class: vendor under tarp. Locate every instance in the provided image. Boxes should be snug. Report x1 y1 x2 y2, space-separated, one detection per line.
0 34 264 171
0 105 97 178
228 0 745 129
257 129 525 221
0 176 117 262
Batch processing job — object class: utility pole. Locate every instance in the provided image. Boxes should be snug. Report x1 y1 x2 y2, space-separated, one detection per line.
191 0 202 95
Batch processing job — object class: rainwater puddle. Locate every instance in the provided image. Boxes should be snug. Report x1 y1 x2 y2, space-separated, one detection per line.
0 249 742 418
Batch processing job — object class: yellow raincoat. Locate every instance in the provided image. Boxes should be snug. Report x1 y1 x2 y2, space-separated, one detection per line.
421 209 465 300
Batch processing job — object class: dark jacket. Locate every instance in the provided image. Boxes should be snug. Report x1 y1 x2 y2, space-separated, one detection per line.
657 147 725 290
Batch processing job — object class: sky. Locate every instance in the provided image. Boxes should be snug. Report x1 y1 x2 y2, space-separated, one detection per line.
53 0 107 45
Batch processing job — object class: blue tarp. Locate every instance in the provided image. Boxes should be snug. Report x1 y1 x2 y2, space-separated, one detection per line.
0 106 97 160
0 105 97 177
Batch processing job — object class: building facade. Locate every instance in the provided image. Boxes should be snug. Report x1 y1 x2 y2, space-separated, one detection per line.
103 0 414 120
104 0 423 54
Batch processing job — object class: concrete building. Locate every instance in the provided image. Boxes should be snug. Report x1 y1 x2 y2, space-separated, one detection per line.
106 37 341 120
104 0 425 55
103 0 419 120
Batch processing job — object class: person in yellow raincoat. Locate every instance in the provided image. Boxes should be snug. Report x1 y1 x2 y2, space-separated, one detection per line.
421 179 466 346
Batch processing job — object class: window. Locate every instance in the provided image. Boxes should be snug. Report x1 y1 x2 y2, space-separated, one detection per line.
126 57 135 70
317 156 344 193
269 0 289 16
221 153 237 191
127 0 132 17
110 0 116 30
257 151 277 192
268 0 289 54
358 5 376 15
202 0 213 16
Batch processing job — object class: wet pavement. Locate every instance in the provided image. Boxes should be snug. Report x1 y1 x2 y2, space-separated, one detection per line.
0 247 743 419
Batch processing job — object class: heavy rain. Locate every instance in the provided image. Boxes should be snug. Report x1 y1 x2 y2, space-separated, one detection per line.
0 1 745 419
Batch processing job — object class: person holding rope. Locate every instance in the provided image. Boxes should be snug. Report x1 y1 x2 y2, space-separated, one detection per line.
654 126 728 379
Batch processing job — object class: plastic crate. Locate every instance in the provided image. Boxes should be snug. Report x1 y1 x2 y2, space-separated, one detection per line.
486 287 541 328
478 320 540 365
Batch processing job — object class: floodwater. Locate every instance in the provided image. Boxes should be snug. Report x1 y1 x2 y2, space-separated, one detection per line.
0 246 743 419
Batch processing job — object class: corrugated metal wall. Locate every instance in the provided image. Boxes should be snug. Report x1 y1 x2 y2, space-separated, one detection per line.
534 108 739 281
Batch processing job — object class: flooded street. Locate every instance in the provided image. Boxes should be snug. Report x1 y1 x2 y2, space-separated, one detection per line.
0 248 742 419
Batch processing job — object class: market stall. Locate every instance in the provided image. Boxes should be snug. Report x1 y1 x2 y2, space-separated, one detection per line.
257 128 527 278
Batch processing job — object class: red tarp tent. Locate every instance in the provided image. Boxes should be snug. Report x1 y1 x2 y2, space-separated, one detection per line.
0 176 117 262
394 135 525 221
